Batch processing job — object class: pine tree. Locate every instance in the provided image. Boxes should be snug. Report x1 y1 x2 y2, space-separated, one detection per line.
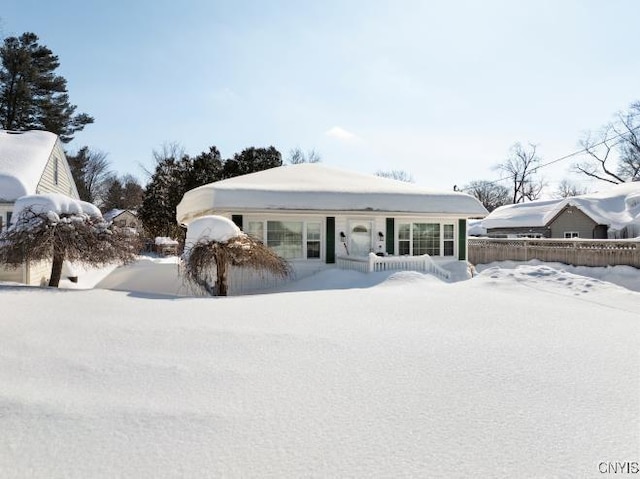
0 32 93 142
222 146 282 178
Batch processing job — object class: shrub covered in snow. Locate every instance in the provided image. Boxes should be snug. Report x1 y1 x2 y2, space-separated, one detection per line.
0 193 138 287
181 215 290 296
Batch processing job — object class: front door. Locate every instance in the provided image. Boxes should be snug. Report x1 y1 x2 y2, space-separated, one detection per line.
349 220 373 257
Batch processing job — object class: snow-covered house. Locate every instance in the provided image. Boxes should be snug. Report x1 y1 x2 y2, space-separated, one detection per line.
482 182 640 239
103 209 141 230
176 164 488 283
0 130 80 284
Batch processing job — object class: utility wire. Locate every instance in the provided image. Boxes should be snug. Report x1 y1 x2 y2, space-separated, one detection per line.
458 123 640 192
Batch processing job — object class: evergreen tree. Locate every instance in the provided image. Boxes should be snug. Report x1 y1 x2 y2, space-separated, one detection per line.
140 144 283 240
102 177 124 212
185 146 224 191
0 32 93 142
222 146 282 178
139 156 186 240
102 175 144 212
121 175 144 210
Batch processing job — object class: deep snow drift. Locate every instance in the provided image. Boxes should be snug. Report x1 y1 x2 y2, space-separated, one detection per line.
0 262 638 478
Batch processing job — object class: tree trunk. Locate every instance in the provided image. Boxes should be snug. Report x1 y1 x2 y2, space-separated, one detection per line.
48 252 64 287
215 254 228 296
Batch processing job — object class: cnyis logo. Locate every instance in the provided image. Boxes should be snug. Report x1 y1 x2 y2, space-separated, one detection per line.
598 461 640 474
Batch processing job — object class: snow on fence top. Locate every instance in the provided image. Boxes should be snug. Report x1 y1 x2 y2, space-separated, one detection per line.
177 164 488 225
0 130 59 201
482 182 640 233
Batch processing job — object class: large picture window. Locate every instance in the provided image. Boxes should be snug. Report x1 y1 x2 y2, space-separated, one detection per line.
267 221 303 259
398 222 454 257
247 219 322 260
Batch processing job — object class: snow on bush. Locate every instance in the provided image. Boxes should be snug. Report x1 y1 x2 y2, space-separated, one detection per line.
0 193 137 287
185 215 243 247
182 215 288 296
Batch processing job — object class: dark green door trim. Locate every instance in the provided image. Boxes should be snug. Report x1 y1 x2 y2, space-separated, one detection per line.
458 218 467 261
326 217 335 264
385 218 395 255
231 215 243 230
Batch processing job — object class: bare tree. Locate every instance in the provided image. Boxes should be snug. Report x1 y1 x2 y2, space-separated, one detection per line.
287 147 321 164
463 180 510 211
0 197 137 287
554 179 589 198
182 234 291 296
496 143 545 203
67 146 112 204
375 169 415 183
574 102 640 184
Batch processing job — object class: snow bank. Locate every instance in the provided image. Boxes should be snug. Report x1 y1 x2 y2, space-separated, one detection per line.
0 130 59 200
0 262 638 478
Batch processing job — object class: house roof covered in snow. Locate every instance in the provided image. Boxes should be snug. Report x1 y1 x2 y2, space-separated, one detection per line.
177 163 488 225
0 130 59 201
482 182 640 233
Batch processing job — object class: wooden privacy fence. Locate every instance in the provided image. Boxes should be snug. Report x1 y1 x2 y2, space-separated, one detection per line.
468 238 640 268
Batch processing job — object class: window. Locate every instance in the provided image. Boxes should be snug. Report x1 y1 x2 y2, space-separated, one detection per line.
54 157 59 185
306 222 321 258
443 224 455 256
398 222 445 256
0 216 3 232
267 221 303 259
247 219 322 260
564 232 579 238
246 221 264 241
398 223 411 255
6 211 12 227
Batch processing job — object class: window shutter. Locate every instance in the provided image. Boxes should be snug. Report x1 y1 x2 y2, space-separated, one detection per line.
458 219 467 261
326 217 335 264
385 218 395 254
231 215 243 230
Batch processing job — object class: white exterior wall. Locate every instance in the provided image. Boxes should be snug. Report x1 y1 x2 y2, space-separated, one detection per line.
25 260 51 286
0 139 78 285
193 211 466 294
35 140 79 198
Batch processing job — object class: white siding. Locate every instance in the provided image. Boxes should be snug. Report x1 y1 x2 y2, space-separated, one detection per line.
25 260 51 286
0 264 25 283
36 140 79 198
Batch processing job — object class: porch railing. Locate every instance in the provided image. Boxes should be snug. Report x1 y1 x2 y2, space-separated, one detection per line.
336 253 451 280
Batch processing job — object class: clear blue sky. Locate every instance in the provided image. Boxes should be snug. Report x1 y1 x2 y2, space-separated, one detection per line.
2 0 639 194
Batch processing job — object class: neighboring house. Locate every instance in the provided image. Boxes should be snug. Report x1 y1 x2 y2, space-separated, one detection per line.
0 129 80 285
482 182 640 239
103 209 142 230
176 164 488 286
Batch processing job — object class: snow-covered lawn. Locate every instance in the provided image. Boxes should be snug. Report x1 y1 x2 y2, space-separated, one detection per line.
1 260 639 478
